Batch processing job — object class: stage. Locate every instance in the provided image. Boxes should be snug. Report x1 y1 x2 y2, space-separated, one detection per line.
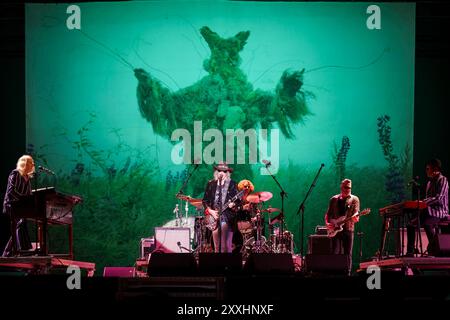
1 254 450 306
0 272 450 308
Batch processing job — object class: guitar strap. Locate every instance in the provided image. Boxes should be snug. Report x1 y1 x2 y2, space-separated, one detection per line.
218 183 223 214
345 195 357 218
214 179 230 212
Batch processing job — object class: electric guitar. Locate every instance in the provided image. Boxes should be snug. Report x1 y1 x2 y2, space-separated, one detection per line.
327 208 371 238
205 189 245 231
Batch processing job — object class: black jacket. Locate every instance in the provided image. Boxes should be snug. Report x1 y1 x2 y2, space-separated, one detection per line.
202 179 239 227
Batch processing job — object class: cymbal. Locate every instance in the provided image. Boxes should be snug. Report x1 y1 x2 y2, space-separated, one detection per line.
189 200 203 209
176 194 203 209
176 194 190 201
261 207 281 213
269 212 284 225
246 191 273 203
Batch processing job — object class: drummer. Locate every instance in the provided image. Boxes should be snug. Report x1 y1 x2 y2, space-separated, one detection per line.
236 180 260 235
237 179 255 210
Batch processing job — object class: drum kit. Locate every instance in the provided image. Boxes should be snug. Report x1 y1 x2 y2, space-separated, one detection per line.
172 190 295 258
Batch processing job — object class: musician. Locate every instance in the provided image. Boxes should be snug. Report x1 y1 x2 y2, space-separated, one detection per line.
236 179 255 221
202 162 239 253
407 158 449 255
325 179 360 273
2 155 35 256
233 180 256 247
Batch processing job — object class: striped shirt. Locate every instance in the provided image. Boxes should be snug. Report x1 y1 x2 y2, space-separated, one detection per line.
2 169 32 214
425 173 449 219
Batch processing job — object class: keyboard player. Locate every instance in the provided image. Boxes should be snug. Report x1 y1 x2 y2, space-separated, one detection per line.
2 155 35 256
406 158 449 256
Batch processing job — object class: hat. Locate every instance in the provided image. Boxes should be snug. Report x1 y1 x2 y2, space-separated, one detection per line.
214 162 233 172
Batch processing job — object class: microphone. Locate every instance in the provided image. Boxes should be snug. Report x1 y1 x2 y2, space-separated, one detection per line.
408 176 420 187
38 165 55 175
262 159 271 167
217 174 224 186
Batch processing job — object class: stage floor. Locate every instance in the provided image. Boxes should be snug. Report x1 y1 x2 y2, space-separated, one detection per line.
1 272 450 305
1 255 450 310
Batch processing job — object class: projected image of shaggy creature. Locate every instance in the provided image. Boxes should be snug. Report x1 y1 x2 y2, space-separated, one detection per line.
134 26 313 194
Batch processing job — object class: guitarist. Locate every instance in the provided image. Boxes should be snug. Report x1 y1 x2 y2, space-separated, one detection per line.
324 179 360 274
202 162 239 253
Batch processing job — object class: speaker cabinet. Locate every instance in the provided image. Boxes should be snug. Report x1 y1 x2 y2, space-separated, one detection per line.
154 227 190 253
243 253 294 274
198 253 242 275
148 253 197 276
305 254 350 274
103 267 136 277
398 228 429 256
430 234 450 257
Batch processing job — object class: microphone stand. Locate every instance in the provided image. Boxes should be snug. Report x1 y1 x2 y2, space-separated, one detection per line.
296 163 325 269
175 164 199 225
176 164 199 198
218 178 223 253
264 164 288 247
32 171 41 255
411 180 423 256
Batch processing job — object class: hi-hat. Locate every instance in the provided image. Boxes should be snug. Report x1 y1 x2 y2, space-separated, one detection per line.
261 207 281 213
269 212 284 225
246 191 273 203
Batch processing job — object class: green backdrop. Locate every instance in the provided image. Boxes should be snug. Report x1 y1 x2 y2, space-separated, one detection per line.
25 1 415 272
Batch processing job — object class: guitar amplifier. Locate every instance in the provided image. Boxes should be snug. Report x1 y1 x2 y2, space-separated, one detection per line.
315 225 328 235
430 234 450 257
140 237 155 259
154 227 191 253
308 235 332 255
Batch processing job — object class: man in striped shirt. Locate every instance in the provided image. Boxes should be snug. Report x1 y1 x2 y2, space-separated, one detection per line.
407 158 449 255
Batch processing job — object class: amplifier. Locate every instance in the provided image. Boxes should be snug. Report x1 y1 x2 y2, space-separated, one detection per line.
140 237 155 259
154 227 191 253
430 234 450 257
308 234 332 255
315 225 328 235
